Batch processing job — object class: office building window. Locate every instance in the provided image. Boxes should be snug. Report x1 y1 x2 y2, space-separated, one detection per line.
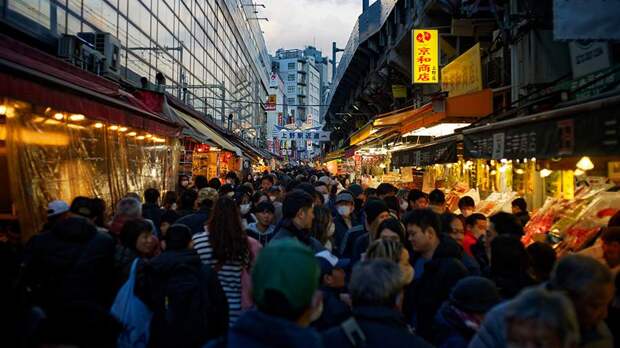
288 62 295 69
287 97 296 105
287 74 295 81
9 0 51 28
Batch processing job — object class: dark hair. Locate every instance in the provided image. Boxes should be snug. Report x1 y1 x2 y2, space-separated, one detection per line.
285 179 301 193
377 183 398 197
490 212 524 237
254 201 275 214
365 188 378 199
402 209 441 236
91 197 107 228
608 211 620 227
383 196 401 216
165 224 192 250
376 217 406 242
120 219 152 251
162 191 177 207
261 175 274 184
512 198 527 212
458 196 475 210
408 189 427 203
441 213 463 235
219 184 235 196
311 206 332 245
208 178 222 190
179 189 198 210
314 181 327 189
144 188 160 204
282 190 314 219
465 213 487 228
193 175 209 190
527 242 557 282
491 235 529 277
295 183 316 197
70 196 94 218
251 192 268 206
225 171 238 180
207 197 250 267
429 189 446 205
602 227 620 244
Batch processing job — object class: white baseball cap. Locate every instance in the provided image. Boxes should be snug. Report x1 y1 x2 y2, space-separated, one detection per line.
47 200 70 217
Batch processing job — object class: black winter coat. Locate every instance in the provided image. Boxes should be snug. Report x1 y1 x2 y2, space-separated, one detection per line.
175 207 210 235
142 203 163 236
312 286 351 332
409 236 469 341
272 219 325 253
322 306 433 348
21 216 116 312
144 249 229 348
433 302 477 348
332 214 358 257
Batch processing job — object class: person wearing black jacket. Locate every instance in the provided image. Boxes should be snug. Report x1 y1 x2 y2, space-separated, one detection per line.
403 209 469 341
144 224 228 348
322 259 432 348
20 216 116 313
175 188 217 235
272 190 325 253
142 188 163 236
312 251 351 332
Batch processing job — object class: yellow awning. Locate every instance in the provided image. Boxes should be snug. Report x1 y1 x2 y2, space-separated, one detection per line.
349 123 374 146
173 108 242 156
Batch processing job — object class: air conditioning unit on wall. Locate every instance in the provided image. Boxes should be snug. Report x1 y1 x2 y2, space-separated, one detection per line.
58 34 104 75
77 32 122 80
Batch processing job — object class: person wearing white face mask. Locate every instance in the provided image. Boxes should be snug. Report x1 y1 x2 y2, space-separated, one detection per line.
332 191 360 257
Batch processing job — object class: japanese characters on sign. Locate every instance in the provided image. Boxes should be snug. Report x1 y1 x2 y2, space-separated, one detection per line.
441 43 483 97
266 95 277 111
412 29 439 84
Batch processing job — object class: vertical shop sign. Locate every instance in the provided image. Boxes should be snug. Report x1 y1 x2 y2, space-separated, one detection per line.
412 29 439 84
557 119 575 156
492 133 505 159
266 95 276 111
441 43 483 97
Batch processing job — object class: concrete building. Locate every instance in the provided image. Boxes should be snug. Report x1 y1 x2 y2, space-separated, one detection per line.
1 0 271 144
266 71 287 154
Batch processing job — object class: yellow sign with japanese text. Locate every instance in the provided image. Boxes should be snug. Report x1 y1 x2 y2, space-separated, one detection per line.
412 29 439 84
441 43 483 97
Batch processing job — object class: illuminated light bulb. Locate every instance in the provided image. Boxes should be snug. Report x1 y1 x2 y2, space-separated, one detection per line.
153 138 166 143
109 125 119 131
531 157 536 162
574 169 585 176
500 159 508 164
69 114 85 121
0 105 7 115
53 113 64 120
523 158 528 163
119 127 128 132
44 107 52 114
127 132 137 137
490 170 497 175
540 169 553 178
94 122 104 128
136 135 145 140
515 168 525 175
145 134 152 138
499 165 508 173
576 156 594 171
446 163 453 169
379 163 386 169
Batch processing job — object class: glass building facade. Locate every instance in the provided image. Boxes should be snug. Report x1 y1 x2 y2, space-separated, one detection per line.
1 0 271 141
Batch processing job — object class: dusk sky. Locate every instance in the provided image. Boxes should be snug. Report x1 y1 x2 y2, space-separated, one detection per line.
261 0 363 59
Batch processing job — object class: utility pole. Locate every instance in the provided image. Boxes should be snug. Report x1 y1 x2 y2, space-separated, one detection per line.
331 42 344 82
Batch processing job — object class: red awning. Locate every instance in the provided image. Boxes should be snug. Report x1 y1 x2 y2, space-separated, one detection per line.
0 34 179 137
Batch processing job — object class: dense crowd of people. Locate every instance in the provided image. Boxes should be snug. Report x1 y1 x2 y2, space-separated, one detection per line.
0 166 619 347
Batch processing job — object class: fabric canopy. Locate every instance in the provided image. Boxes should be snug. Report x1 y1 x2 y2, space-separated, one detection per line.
172 108 242 156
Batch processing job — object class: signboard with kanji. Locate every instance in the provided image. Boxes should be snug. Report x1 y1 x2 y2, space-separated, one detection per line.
441 43 482 97
412 29 439 84
266 95 276 111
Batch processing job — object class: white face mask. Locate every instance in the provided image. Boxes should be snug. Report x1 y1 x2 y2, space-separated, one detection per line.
327 223 336 237
240 204 251 215
269 196 277 202
400 201 409 211
337 205 351 217
323 194 330 203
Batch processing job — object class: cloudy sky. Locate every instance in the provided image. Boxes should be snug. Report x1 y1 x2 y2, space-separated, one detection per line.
260 0 363 58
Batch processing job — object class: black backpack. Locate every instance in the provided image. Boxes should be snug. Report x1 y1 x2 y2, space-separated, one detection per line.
149 263 214 348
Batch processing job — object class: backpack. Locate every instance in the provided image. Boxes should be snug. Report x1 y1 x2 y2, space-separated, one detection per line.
150 263 214 348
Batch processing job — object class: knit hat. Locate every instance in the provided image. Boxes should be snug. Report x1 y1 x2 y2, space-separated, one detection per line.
336 192 354 204
449 276 501 313
197 187 218 204
348 184 363 198
252 239 320 311
364 199 390 225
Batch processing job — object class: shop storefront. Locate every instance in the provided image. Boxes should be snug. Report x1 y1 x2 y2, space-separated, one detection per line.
0 36 180 240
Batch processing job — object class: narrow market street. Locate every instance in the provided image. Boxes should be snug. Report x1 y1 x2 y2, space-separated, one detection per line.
1 1 620 347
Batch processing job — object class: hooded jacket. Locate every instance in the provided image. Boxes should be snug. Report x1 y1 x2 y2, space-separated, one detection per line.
322 306 433 348
227 310 323 348
21 216 116 312
409 236 469 341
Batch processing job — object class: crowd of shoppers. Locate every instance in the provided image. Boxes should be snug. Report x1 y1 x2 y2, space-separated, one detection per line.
0 166 618 348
